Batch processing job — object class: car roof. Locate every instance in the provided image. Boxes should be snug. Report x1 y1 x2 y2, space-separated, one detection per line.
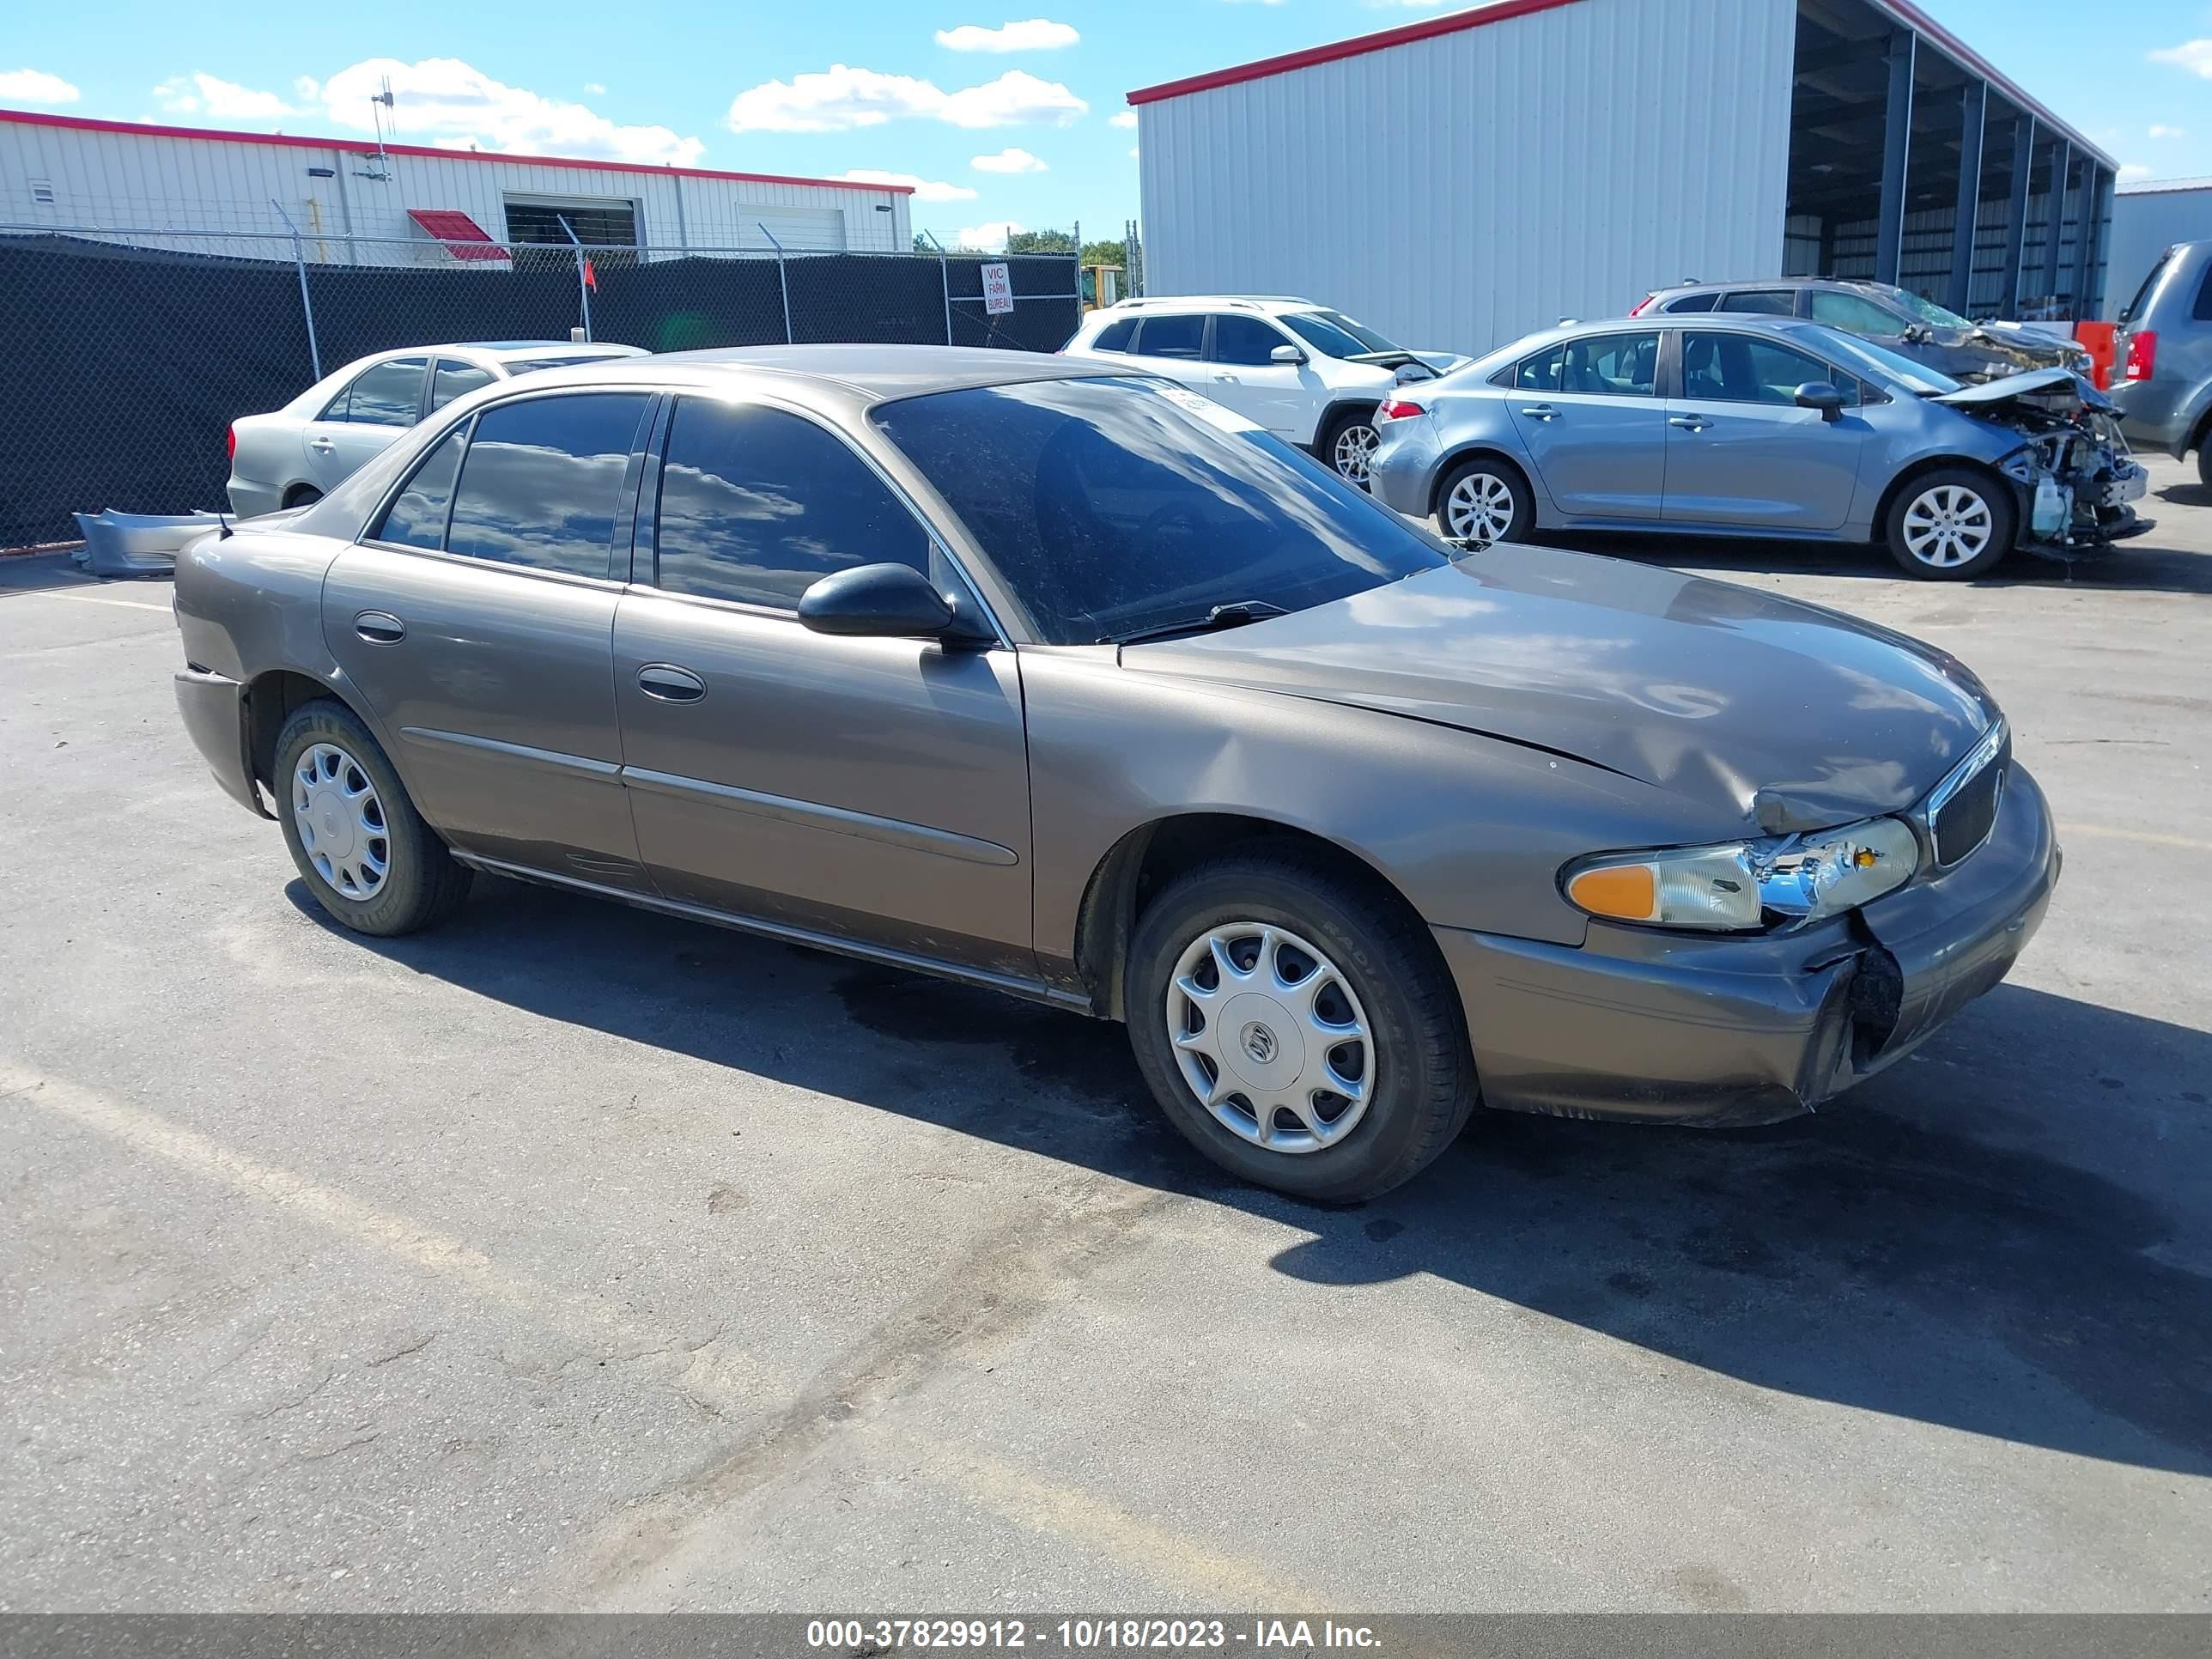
1654 277 1893 297
517 343 1115 401
1092 295 1324 315
1493 313 1850 357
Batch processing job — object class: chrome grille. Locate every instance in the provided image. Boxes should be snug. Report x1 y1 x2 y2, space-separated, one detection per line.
1920 720 2009 869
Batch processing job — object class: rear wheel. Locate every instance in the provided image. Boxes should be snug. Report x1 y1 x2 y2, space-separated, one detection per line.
1125 851 1476 1202
1437 455 1533 548
1320 409 1382 489
1884 468 2013 579
2197 437 2211 492
273 700 471 936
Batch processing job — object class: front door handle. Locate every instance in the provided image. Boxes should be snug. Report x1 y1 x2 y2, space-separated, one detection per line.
354 611 405 645
1520 404 1559 421
1668 415 1712 431
636 664 707 704
1212 373 1238 384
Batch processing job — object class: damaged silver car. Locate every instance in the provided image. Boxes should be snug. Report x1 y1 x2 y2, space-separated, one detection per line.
1370 317 2150 579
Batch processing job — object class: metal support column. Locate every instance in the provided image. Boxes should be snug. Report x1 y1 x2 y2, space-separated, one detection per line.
2040 140 2071 307
556 215 592 343
2073 165 2109 320
759 223 793 343
921 229 952 343
1875 30 1917 286
1946 81 1987 314
1999 115 2034 316
270 198 322 381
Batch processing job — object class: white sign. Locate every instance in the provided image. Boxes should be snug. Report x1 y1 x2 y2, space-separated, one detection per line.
980 262 1015 317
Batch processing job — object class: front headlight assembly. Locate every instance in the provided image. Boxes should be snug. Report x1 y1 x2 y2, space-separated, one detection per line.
1563 817 1921 933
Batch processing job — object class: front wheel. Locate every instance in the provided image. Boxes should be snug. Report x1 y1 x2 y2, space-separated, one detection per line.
1885 468 2014 579
1437 456 1533 548
1125 852 1477 1202
1321 409 1382 490
273 700 471 936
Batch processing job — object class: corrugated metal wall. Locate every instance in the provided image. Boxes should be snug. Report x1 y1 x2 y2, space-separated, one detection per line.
1808 190 2104 319
2106 185 2212 319
1136 0 1799 356
0 121 909 258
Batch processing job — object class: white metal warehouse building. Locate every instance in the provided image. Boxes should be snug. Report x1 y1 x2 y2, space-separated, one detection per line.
1130 0 2118 356
0 108 913 263
2106 178 2212 320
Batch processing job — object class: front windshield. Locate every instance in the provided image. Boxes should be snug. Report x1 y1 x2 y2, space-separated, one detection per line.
1280 309 1402 357
1818 329 1964 397
873 377 1448 646
1884 287 1972 331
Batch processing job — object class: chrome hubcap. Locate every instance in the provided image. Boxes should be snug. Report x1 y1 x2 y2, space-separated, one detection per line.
1444 472 1516 545
1901 484 1993 568
292 742 389 900
1333 422 1379 488
1164 922 1375 1155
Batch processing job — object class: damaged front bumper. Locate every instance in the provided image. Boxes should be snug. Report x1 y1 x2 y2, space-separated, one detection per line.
1433 764 2059 1126
2004 452 2155 562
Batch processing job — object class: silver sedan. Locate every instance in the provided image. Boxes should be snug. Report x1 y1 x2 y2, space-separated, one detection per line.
225 339 645 516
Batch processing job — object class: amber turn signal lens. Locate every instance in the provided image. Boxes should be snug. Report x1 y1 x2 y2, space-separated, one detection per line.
1565 863 1657 922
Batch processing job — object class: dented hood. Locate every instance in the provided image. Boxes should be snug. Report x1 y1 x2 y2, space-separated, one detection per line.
1932 366 2112 411
1120 548 1994 833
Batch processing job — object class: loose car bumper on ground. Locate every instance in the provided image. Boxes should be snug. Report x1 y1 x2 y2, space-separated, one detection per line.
173 666 267 818
1433 764 2059 1125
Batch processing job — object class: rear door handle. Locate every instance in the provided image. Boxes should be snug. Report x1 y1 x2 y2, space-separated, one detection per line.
636 664 707 704
354 611 405 645
1668 415 1711 431
1212 373 1238 384
309 437 337 453
1520 404 1559 421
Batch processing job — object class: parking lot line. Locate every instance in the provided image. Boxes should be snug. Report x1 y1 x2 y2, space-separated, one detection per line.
0 1060 1313 1609
12 587 173 613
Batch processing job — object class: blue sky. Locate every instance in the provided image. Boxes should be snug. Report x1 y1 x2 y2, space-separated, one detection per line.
4 1 2210 249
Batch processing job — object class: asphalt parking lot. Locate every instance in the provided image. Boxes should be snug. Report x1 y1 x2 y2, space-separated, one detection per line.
2 457 2207 1614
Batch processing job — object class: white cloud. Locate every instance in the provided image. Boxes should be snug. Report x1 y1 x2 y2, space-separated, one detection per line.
319 58 704 166
293 76 322 102
155 72 301 120
836 167 978 202
0 68 81 106
583 81 606 95
972 145 1046 173
953 219 1024 251
1109 110 1137 129
2148 40 2212 78
2118 162 2154 182
935 20 1080 52
726 63 1084 131
2148 123 2186 139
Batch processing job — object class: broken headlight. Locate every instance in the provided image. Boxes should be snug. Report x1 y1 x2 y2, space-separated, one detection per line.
1563 818 1922 933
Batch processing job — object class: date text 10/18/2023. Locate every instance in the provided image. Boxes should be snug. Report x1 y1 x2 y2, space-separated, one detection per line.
806 1620 1383 1651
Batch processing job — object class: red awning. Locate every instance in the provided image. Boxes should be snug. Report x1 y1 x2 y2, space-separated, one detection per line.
405 209 508 262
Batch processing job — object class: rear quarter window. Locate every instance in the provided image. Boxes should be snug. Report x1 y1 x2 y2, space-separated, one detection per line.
1660 292 1721 314
1087 317 1138 352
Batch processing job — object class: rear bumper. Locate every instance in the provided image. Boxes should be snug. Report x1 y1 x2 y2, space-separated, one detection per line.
1435 764 2059 1125
224 476 285 519
174 668 270 819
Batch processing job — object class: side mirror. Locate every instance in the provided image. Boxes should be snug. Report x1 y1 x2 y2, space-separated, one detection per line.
1795 381 1847 422
1269 343 1308 365
798 562 967 641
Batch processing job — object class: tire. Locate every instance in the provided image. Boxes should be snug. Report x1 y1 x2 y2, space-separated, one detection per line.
1319 408 1382 490
1124 850 1477 1203
1884 467 2014 580
2197 440 2211 493
1436 455 1534 547
273 699 471 937
283 485 323 508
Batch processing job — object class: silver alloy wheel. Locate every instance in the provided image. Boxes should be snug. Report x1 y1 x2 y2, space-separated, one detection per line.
1333 421 1380 488
1164 921 1376 1155
1899 483 1994 569
291 742 390 900
1443 471 1517 545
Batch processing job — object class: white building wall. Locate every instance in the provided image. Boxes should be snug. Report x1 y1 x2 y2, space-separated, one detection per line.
0 119 910 260
1137 0 1799 356
2106 182 2212 319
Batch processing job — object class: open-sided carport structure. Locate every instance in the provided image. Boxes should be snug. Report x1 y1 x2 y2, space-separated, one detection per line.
1129 0 2118 353
1787 0 2118 320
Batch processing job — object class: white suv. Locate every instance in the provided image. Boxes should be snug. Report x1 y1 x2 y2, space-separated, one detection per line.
1060 296 1470 487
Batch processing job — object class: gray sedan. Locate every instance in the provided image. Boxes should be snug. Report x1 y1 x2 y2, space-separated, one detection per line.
1367 316 2148 578
173 347 2057 1201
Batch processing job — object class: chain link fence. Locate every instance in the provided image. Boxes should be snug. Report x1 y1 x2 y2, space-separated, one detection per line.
0 227 1080 549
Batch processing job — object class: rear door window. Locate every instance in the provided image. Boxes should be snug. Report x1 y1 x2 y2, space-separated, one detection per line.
2195 259 2212 323
1559 331 1659 396
650 398 931 610
1510 344 1566 391
2119 251 2172 325
1717 289 1797 316
374 426 468 550
428 359 497 412
444 392 653 578
1133 315 1205 360
330 357 429 426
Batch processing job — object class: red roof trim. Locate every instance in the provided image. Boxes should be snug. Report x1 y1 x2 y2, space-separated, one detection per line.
0 106 915 194
1127 0 1585 106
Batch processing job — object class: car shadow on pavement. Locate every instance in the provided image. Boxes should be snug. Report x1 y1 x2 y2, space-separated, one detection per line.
288 874 2212 1481
1533 530 2212 596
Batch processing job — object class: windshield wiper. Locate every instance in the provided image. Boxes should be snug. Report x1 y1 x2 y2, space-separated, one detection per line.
1105 600 1291 647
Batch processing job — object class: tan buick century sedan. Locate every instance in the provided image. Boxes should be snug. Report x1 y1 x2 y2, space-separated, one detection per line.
173 347 2058 1200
